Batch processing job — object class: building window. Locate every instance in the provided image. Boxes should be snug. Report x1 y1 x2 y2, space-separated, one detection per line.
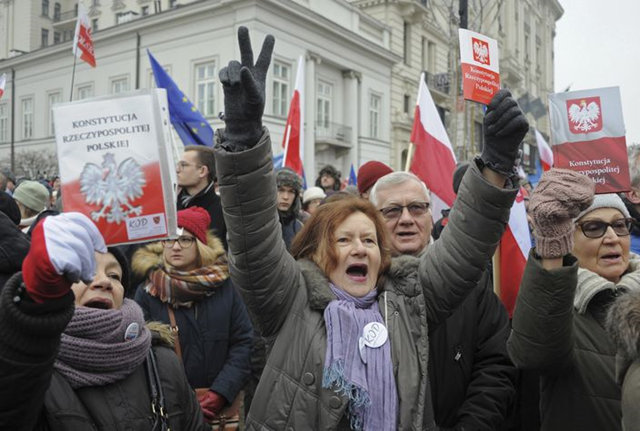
404 94 411 114
141 5 149 15
53 32 61 44
41 28 49 47
272 61 290 117
48 92 62 136
53 2 61 20
22 98 34 140
195 62 216 117
316 81 332 131
169 0 178 7
0 104 7 143
369 93 381 138
154 0 161 13
111 77 129 94
422 39 436 72
403 21 411 65
92 18 98 31
42 0 49 16
77 84 93 100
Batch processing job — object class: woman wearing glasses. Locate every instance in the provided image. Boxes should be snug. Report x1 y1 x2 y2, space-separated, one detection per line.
133 206 253 423
508 169 639 431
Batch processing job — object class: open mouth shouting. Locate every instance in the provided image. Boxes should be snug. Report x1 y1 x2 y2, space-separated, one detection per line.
346 263 369 283
83 297 114 310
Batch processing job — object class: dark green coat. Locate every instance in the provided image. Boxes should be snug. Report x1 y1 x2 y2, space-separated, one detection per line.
214 129 517 430
508 253 621 431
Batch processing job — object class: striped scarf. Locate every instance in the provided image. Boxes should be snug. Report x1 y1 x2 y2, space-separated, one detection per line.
146 262 229 307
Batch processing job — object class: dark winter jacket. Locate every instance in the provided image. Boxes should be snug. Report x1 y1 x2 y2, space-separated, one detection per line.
278 211 303 251
429 270 516 430
507 252 640 430
622 195 640 255
607 290 640 431
0 211 29 287
177 182 227 249
133 246 253 404
0 273 207 431
213 129 517 430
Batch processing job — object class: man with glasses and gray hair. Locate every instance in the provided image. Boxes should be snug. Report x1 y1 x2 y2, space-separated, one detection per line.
369 171 516 431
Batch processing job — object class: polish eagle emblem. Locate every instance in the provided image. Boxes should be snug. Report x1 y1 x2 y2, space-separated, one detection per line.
567 97 602 133
79 153 146 223
472 37 490 65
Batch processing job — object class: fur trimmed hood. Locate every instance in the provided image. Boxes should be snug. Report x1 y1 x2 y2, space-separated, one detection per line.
607 290 640 361
131 232 226 278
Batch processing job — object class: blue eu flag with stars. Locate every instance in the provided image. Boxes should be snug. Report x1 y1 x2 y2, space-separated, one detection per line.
148 50 214 147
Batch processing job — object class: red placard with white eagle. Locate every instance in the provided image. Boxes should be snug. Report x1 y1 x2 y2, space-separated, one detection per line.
53 89 178 245
549 86 629 193
458 29 500 105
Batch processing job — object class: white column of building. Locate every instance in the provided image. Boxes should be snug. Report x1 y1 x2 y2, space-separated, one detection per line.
343 70 360 171
304 53 318 181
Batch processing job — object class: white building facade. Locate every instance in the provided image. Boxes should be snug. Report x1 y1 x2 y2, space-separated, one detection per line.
0 0 398 181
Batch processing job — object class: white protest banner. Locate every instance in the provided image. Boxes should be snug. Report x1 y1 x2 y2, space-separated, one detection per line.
53 89 177 245
459 29 500 105
549 86 629 193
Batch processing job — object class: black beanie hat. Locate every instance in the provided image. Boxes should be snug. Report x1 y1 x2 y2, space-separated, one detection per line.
452 161 470 194
107 246 130 295
276 167 303 194
0 193 20 225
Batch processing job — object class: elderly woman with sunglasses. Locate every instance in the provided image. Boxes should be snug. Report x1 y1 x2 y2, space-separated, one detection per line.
212 27 527 430
508 169 640 431
133 207 253 422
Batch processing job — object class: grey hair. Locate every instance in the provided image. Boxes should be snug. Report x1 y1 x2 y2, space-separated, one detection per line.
369 171 430 207
628 145 640 188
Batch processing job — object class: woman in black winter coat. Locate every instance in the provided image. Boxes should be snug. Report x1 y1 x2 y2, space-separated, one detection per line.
0 212 207 431
133 206 253 422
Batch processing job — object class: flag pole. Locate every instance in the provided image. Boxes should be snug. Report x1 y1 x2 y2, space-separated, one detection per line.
69 53 77 102
282 124 292 169
493 245 501 298
404 142 415 172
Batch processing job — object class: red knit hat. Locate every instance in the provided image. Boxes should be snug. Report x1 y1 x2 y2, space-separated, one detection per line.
357 161 393 194
177 207 211 245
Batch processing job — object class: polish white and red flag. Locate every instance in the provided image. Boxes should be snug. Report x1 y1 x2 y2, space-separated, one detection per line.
535 129 553 171
497 187 532 317
73 3 96 68
549 86 629 193
0 73 6 99
281 56 304 178
409 72 457 219
458 29 500 105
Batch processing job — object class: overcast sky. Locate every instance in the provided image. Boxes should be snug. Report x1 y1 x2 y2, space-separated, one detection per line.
554 0 639 144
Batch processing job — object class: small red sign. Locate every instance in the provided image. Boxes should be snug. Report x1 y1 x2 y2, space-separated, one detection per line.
566 96 603 134
472 38 490 65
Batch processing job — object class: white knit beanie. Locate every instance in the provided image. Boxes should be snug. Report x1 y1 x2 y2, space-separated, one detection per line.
575 193 631 221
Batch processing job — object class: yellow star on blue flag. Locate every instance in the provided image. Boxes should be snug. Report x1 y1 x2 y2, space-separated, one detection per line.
148 49 214 147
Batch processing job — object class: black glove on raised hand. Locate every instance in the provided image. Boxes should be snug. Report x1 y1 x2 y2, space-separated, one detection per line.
480 89 529 177
218 26 275 152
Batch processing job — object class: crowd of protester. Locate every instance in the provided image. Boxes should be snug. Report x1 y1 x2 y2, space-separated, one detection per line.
2 26 640 431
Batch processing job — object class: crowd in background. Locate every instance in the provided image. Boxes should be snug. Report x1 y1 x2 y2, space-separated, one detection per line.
2 26 640 431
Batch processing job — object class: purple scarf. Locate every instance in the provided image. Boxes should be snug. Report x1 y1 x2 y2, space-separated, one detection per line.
55 299 151 388
323 285 398 431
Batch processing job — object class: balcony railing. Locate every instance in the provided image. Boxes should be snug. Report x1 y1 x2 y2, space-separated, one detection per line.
53 9 78 22
424 71 450 95
315 121 352 145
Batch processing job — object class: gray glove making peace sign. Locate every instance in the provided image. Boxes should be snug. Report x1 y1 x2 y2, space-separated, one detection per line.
219 26 275 151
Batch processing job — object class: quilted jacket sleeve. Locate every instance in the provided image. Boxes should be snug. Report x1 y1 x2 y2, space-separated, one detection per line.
420 161 517 325
214 128 299 338
0 273 74 431
507 252 579 372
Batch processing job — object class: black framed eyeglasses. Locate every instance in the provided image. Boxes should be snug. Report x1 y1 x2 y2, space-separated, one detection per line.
576 218 634 239
163 236 196 249
379 202 430 220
